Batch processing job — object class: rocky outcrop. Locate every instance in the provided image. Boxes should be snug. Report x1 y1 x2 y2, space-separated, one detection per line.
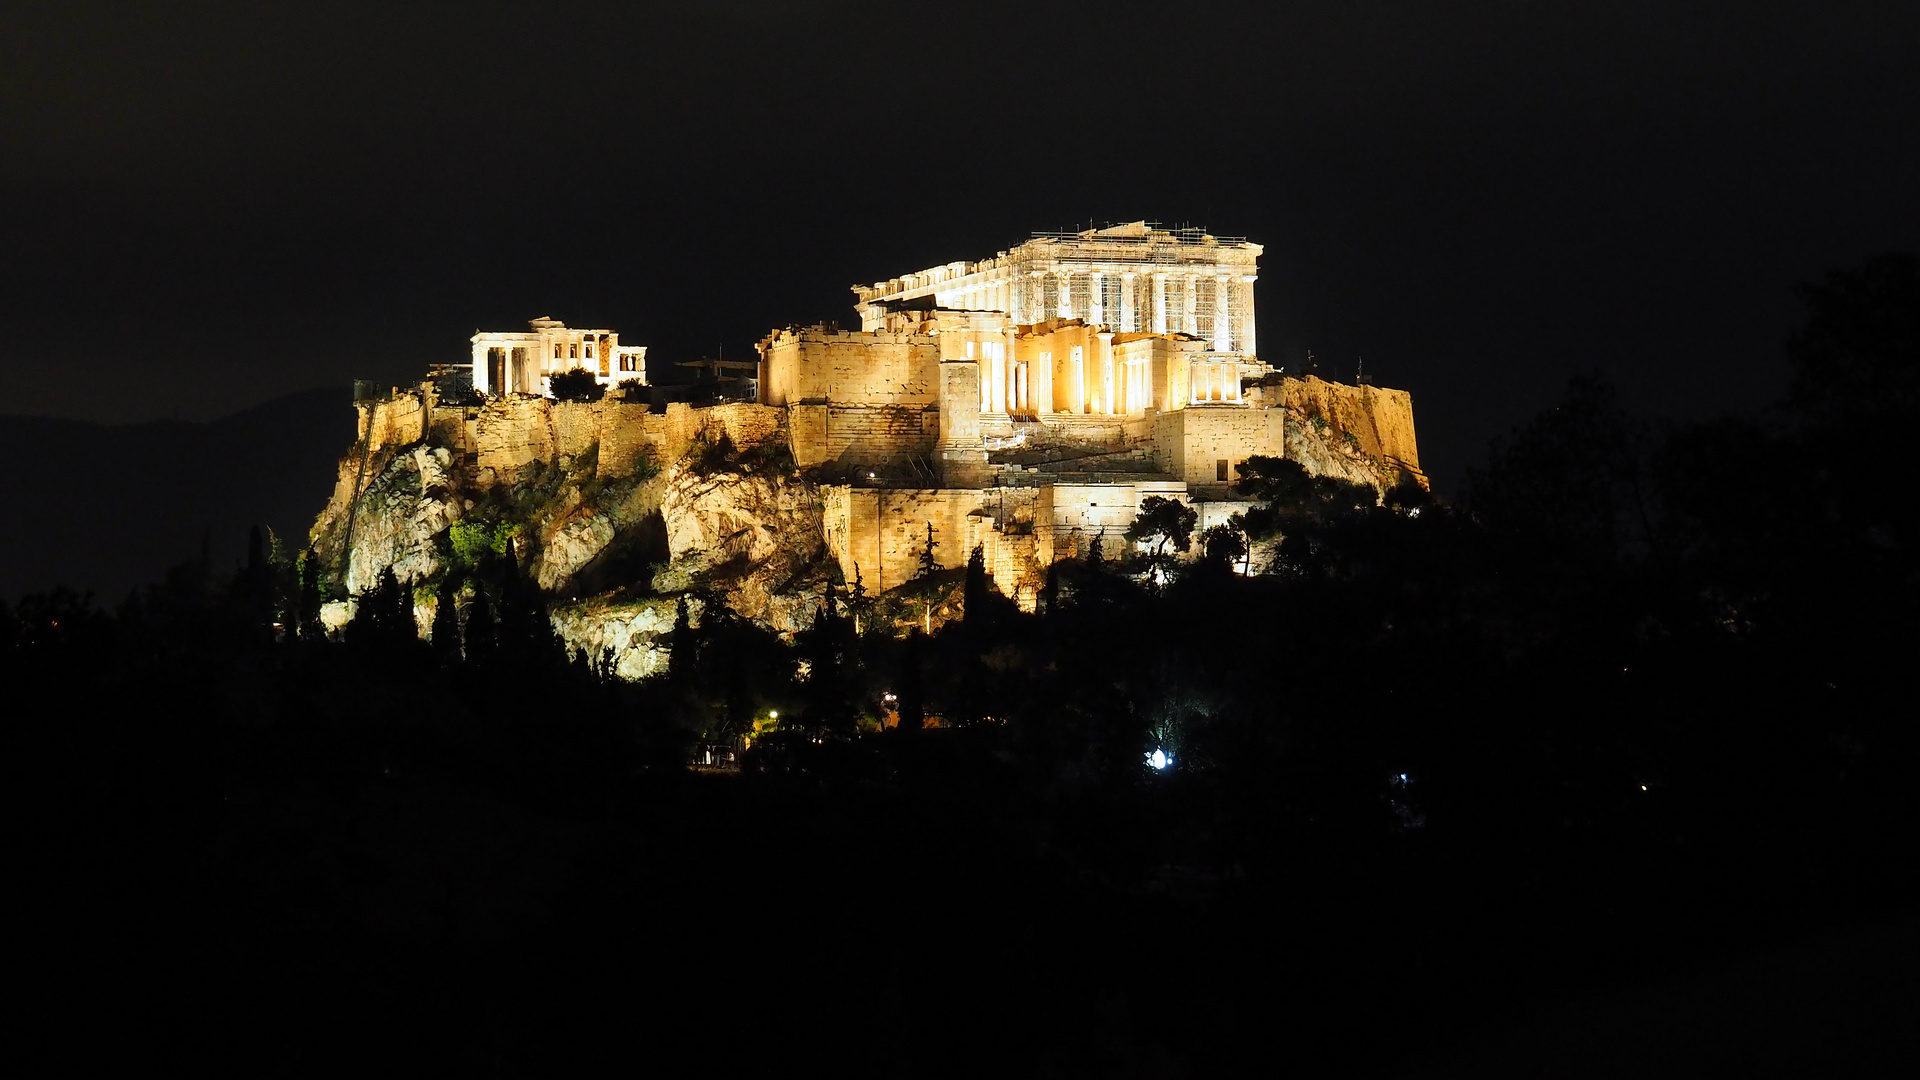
310 444 464 595
655 461 828 634
549 595 686 682
1248 375 1424 488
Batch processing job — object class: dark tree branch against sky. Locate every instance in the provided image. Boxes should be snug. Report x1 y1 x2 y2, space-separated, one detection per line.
3 1 1914 491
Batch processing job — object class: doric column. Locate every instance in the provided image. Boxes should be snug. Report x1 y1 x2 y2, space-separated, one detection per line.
1070 346 1085 414
1214 275 1233 352
1183 274 1199 336
1239 274 1257 357
1098 332 1116 416
1088 271 1105 326
1016 363 1028 413
1120 272 1136 332
1056 270 1074 321
471 341 487 394
1152 273 1168 334
1002 327 1019 411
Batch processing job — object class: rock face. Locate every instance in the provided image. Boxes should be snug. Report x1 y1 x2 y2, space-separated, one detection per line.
656 461 828 634
308 395 836 673
549 596 684 682
310 445 461 595
310 373 1421 676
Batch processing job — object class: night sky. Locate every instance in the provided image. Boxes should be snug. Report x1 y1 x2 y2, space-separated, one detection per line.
5 1 1915 494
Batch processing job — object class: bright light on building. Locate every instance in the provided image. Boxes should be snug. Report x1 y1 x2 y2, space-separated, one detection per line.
1147 748 1172 771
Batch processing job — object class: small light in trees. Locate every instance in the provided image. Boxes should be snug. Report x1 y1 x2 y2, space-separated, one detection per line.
1147 748 1172 771
769 710 779 719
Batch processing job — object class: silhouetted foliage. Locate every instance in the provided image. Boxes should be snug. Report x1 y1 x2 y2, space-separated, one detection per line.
548 367 605 402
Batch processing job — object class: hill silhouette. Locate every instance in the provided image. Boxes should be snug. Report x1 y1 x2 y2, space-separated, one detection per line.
0 388 349 602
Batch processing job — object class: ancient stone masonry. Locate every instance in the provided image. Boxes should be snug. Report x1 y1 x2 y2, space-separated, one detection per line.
315 220 1424 674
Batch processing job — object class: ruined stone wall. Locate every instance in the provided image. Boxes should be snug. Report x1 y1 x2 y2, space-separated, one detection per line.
1153 405 1288 497
357 389 430 451
595 401 656 477
759 328 941 407
821 486 1045 607
1035 481 1188 562
353 385 786 487
551 401 600 459
1034 413 1140 447
788 404 937 469
1247 375 1422 477
473 395 557 475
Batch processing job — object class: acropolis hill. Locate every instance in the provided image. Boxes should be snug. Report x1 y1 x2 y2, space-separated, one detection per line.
310 223 1422 676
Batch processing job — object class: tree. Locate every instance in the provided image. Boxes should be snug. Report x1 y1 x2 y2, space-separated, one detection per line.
1461 375 1655 562
462 588 496 665
916 522 939 578
1200 521 1248 572
1126 496 1198 559
295 546 326 643
548 368 605 403
432 575 463 665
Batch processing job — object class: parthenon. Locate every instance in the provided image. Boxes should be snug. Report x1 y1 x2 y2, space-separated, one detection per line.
853 222 1259 355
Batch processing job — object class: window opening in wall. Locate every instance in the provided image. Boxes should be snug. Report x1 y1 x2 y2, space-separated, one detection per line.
570 343 579 359
1216 459 1229 482
553 343 562 359
585 342 595 359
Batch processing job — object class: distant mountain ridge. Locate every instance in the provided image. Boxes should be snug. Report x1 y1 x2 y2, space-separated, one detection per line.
0 388 352 603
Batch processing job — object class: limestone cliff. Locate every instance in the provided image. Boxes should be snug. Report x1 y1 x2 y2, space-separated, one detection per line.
309 389 831 675
310 372 1422 676
1248 375 1425 491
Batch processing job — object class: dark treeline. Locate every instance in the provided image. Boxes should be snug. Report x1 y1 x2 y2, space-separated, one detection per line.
13 255 1917 1075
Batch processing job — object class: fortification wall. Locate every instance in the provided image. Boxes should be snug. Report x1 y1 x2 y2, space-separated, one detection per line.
788 404 938 468
1153 405 1289 496
759 328 940 407
822 486 1044 608
352 384 786 486
357 389 431 451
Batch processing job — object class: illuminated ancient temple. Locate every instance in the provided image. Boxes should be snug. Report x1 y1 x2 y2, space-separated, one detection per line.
469 317 647 397
852 222 1260 355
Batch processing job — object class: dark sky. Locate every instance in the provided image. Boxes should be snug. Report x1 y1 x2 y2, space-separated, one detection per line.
4 1 1915 493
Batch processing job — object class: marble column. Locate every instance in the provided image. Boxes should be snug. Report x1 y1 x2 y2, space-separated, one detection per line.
1239 275 1257 356
1214 275 1233 352
1183 275 1199 336
1056 270 1073 321
1088 271 1105 326
1152 273 1168 334
1120 272 1136 332
1002 327 1020 411
1098 332 1116 416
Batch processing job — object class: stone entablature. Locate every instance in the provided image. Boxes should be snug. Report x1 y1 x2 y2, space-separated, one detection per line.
853 222 1261 356
471 316 647 397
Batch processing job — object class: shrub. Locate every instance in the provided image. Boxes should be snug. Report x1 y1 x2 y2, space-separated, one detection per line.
549 368 605 403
